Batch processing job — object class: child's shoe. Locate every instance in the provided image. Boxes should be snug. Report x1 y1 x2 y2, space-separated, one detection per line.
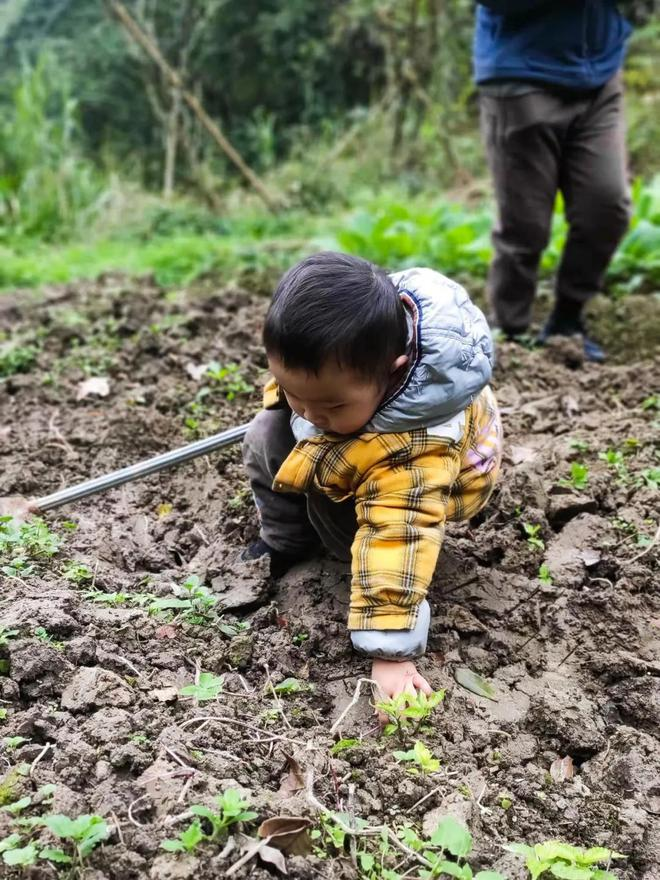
240 538 311 578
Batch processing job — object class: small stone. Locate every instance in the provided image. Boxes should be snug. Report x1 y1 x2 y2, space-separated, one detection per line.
61 667 134 712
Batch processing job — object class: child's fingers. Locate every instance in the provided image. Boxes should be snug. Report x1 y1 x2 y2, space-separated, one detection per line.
412 673 433 695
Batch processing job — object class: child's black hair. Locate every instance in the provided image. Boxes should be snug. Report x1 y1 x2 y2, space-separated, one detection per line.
263 251 407 379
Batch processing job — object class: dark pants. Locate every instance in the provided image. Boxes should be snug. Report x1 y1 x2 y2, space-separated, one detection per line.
243 408 357 561
480 74 631 334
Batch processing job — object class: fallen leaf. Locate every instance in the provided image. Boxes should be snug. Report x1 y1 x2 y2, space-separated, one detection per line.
454 667 498 701
258 817 312 855
76 376 110 400
278 753 304 798
152 686 178 703
257 843 288 874
185 362 209 381
550 755 575 783
155 625 177 640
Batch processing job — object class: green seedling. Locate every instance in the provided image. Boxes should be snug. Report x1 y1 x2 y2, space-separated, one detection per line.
393 740 440 775
205 362 254 401
559 462 589 492
0 627 19 647
641 395 658 411
330 738 361 756
179 672 224 702
568 439 590 454
506 840 624 880
130 732 149 745
395 817 506 880
598 449 630 485
34 627 65 651
0 517 63 578
228 486 252 510
637 467 660 490
523 522 545 551
537 564 553 586
292 631 309 646
272 676 311 695
161 789 256 853
41 813 109 863
0 344 38 378
148 575 218 625
3 737 28 751
0 709 7 722
1 797 32 815
61 561 94 584
376 690 444 742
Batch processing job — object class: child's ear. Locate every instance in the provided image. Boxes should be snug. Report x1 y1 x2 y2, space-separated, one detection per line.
390 354 409 373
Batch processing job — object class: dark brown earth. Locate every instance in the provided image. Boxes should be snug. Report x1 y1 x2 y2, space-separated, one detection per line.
0 275 658 879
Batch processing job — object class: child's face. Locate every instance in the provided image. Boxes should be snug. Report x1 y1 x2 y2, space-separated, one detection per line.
268 356 389 435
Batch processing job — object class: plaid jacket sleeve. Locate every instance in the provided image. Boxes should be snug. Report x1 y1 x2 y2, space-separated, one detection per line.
347 431 462 632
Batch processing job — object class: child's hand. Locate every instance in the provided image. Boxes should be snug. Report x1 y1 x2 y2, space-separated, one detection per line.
371 658 432 724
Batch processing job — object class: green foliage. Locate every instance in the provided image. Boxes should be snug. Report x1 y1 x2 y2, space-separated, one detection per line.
0 516 63 577
376 690 445 742
505 841 624 880
33 627 64 651
0 342 37 377
148 574 218 625
523 523 545 551
272 676 310 695
161 789 256 853
330 738 361 756
0 626 18 647
559 463 590 492
41 813 109 861
61 560 94 584
205 362 254 401
393 740 440 775
538 565 553 586
0 53 105 242
179 671 224 702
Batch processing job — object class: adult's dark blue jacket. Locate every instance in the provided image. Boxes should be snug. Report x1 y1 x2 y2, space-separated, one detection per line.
474 1 632 90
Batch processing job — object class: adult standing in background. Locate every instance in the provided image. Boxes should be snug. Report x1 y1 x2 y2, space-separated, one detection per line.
475 1 632 362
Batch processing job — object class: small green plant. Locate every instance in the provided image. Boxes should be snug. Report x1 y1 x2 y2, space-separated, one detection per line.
598 449 630 485
206 362 254 401
506 840 624 880
161 789 256 853
34 627 65 651
0 517 63 577
393 740 440 775
179 672 224 702
0 813 109 867
375 690 445 742
0 709 7 722
559 462 590 492
523 523 545 551
537 565 553 586
0 627 19 647
637 467 660 490
0 344 38 379
148 575 218 625
330 738 361 756
569 439 590 454
61 560 94 584
641 395 658 411
41 813 110 864
271 676 311 695
3 737 28 752
395 816 506 880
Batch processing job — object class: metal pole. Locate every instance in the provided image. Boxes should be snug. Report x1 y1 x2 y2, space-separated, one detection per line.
35 423 250 512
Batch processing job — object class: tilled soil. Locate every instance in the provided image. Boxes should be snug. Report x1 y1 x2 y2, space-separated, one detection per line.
0 275 659 880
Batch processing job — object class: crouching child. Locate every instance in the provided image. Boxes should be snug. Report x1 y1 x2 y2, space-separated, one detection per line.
243 252 502 701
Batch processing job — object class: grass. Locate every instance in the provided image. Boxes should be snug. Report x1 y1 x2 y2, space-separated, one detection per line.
1 175 659 293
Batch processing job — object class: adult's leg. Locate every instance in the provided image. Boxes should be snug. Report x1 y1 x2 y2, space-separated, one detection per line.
480 91 563 334
556 75 631 315
243 409 318 555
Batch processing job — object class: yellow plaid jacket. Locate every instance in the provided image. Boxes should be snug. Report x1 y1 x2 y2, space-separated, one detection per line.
264 381 501 633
